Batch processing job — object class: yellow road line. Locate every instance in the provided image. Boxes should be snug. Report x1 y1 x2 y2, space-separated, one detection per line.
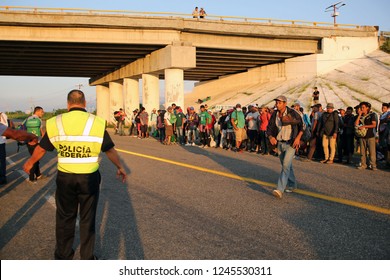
117 148 390 216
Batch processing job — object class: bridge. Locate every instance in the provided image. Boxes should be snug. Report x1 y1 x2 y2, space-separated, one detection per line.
0 6 379 123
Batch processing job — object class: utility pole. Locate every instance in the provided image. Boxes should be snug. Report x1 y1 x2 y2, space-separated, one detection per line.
325 1 346 25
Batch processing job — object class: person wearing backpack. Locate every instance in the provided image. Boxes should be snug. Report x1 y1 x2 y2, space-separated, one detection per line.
231 104 246 152
185 106 199 146
174 106 186 145
317 103 339 164
24 106 45 183
355 102 378 170
198 105 212 148
157 110 165 143
114 108 127 136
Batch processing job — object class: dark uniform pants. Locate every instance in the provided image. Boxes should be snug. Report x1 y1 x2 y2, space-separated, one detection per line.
27 143 41 181
55 170 101 260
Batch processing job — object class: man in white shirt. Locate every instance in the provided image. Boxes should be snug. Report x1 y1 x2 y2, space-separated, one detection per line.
164 106 174 145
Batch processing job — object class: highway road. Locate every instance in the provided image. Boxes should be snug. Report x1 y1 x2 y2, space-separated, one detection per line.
0 131 389 260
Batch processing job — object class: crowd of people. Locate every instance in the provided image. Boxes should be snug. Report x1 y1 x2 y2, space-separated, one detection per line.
121 98 390 171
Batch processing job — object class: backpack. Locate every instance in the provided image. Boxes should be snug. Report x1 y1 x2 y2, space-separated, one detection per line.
113 111 121 121
354 114 368 138
170 113 177 125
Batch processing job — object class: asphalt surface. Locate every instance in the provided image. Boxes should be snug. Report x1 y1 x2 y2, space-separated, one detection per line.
1 131 389 260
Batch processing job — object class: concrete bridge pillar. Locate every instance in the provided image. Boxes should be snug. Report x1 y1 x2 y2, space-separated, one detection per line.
96 85 110 123
109 81 123 125
142 73 160 114
164 68 184 110
123 78 139 125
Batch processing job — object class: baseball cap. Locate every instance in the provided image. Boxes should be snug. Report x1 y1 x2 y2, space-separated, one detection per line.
294 100 302 107
326 103 334 109
189 106 194 110
274 95 287 102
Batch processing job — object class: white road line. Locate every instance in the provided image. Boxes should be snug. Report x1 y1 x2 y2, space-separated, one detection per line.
6 157 15 166
17 169 29 179
45 195 56 208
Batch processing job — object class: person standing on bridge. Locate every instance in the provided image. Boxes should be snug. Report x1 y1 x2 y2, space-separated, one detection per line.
199 8 207 19
267 95 303 199
23 89 126 260
192 7 199 18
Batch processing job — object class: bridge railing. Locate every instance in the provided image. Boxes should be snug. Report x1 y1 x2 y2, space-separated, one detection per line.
1 5 363 29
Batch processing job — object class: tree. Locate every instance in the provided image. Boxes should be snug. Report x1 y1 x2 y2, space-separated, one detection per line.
380 37 390 54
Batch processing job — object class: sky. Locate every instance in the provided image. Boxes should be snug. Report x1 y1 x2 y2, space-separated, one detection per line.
0 0 389 112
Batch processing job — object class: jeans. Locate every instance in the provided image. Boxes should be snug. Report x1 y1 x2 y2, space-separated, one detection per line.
159 127 165 143
277 142 297 193
118 121 125 136
129 123 137 136
359 137 376 168
187 128 197 144
220 129 227 147
176 126 184 144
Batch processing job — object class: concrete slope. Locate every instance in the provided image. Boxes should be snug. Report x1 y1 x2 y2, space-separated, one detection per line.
185 50 390 113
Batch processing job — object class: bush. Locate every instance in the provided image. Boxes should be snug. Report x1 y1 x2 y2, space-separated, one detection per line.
380 37 390 54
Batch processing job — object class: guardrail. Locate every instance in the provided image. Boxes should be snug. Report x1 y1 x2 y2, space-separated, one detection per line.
0 5 363 29
381 31 390 37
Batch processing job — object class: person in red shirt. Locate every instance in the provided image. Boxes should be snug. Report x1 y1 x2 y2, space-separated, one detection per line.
258 105 271 155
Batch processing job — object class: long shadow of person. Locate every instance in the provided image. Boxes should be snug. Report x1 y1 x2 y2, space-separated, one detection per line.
94 156 144 260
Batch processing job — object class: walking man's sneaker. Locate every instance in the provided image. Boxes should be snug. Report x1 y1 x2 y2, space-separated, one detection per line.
285 187 297 193
272 189 283 199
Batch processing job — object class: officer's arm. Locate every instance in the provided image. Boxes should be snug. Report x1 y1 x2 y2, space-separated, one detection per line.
3 127 37 144
105 148 126 183
23 145 46 174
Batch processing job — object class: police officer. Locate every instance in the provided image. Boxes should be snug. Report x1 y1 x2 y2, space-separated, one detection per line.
23 90 126 260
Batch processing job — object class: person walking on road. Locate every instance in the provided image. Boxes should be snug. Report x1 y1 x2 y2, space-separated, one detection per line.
24 106 45 183
23 89 126 260
267 95 303 199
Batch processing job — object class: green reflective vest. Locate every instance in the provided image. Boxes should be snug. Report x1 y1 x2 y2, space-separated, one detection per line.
46 110 106 174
